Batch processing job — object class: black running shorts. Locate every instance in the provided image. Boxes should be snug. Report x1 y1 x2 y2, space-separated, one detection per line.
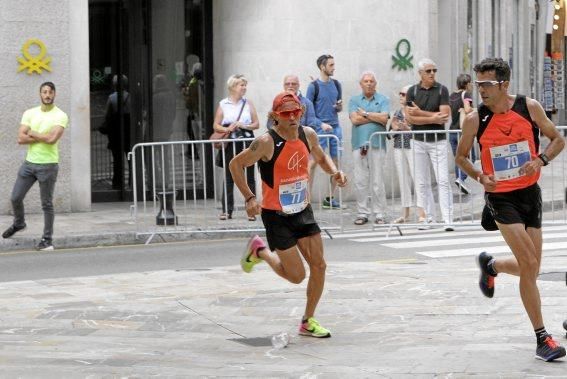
261 205 321 251
484 183 542 229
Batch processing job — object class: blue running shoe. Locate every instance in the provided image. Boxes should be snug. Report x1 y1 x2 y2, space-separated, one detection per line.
535 336 566 362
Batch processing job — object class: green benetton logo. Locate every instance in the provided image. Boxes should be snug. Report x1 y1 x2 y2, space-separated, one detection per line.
392 39 413 71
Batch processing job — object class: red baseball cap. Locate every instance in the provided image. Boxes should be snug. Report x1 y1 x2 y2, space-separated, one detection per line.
272 92 301 113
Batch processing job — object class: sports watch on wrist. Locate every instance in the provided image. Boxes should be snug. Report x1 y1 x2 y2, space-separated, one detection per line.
538 153 550 166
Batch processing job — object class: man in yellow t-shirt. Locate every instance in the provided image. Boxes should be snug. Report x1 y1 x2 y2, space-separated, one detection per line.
2 82 69 251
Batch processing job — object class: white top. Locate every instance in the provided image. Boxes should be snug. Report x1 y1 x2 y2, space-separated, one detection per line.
219 97 252 125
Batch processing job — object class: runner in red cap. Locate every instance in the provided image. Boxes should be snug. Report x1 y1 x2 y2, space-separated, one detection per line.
229 91 347 338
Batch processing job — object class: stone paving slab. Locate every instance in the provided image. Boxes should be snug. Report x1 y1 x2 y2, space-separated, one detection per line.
0 254 565 377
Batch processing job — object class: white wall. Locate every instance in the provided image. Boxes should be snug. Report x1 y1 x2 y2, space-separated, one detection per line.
69 0 91 211
213 0 434 201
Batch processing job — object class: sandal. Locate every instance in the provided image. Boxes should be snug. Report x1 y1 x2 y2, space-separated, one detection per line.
354 216 368 225
374 218 387 225
219 213 232 220
393 217 406 224
248 216 256 222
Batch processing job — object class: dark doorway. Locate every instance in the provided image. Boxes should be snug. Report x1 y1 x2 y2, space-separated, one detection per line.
88 0 213 202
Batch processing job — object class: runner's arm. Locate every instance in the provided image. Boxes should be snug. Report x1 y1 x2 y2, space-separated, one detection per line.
528 98 565 163
455 110 496 191
229 134 272 200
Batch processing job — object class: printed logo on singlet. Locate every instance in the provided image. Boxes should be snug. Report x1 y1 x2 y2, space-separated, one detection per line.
287 151 306 173
482 115 489 122
276 141 283 147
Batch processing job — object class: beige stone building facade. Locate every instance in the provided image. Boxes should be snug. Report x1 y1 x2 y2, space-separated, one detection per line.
0 0 558 213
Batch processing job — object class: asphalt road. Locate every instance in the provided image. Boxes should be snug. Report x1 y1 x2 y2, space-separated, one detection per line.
0 235 423 283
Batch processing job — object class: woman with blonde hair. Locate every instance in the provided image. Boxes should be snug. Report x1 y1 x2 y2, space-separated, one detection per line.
212 74 259 220
390 85 428 224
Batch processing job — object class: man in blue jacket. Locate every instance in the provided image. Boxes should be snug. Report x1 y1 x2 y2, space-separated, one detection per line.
267 74 317 131
306 54 343 209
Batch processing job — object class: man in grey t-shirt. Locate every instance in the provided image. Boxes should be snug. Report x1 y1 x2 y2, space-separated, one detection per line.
405 58 453 231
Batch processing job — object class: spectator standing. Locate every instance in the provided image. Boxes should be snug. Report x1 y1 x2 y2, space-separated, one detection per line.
212 74 259 221
306 54 343 209
390 85 428 224
2 82 69 251
348 71 389 225
405 58 454 231
267 75 318 131
102 75 131 189
449 73 474 194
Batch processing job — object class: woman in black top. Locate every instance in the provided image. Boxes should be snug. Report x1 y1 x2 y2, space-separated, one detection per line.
448 74 474 194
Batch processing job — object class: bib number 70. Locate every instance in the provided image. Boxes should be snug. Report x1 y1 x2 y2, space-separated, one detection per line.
505 155 519 169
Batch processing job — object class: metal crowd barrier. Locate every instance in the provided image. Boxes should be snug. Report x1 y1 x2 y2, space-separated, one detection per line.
129 134 344 243
129 126 567 243
367 126 567 233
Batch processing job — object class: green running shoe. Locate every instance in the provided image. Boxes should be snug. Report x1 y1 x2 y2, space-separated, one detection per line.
298 317 331 338
240 235 265 273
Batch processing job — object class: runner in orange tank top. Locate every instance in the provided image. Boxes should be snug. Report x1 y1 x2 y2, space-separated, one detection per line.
455 58 565 362
259 125 310 213
477 94 540 193
229 92 347 338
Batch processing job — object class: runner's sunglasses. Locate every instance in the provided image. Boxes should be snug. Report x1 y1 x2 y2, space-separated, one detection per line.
276 109 302 119
475 80 504 88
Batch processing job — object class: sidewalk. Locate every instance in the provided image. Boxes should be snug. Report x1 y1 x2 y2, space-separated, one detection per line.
0 202 139 252
1 164 565 252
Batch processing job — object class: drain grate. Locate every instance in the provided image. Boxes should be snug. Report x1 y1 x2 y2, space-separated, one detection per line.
229 337 272 347
538 271 567 283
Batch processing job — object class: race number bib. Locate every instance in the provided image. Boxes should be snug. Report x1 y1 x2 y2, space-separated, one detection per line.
279 179 308 214
489 140 531 181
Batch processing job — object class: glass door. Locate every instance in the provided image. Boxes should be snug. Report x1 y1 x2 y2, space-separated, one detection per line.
147 0 210 199
89 0 212 202
89 0 137 201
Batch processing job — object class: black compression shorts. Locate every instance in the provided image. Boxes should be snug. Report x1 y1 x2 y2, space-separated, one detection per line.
484 183 542 229
261 205 321 251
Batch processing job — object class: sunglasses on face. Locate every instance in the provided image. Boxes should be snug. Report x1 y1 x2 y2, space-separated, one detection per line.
474 80 504 88
399 92 406 96
276 109 302 119
284 82 299 86
423 68 438 74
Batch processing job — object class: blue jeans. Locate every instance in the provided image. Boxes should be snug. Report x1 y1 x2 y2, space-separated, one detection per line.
317 124 342 158
449 132 475 181
10 161 59 240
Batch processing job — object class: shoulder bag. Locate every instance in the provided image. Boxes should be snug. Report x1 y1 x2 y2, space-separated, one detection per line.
210 99 247 149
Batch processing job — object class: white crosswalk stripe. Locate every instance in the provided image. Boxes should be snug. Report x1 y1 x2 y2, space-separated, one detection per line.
335 225 567 258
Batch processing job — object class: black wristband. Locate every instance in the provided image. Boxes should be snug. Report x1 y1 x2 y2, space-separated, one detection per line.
538 153 550 166
245 195 256 203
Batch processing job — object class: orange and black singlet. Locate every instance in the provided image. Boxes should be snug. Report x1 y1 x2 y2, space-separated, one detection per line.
259 127 311 213
476 95 540 193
